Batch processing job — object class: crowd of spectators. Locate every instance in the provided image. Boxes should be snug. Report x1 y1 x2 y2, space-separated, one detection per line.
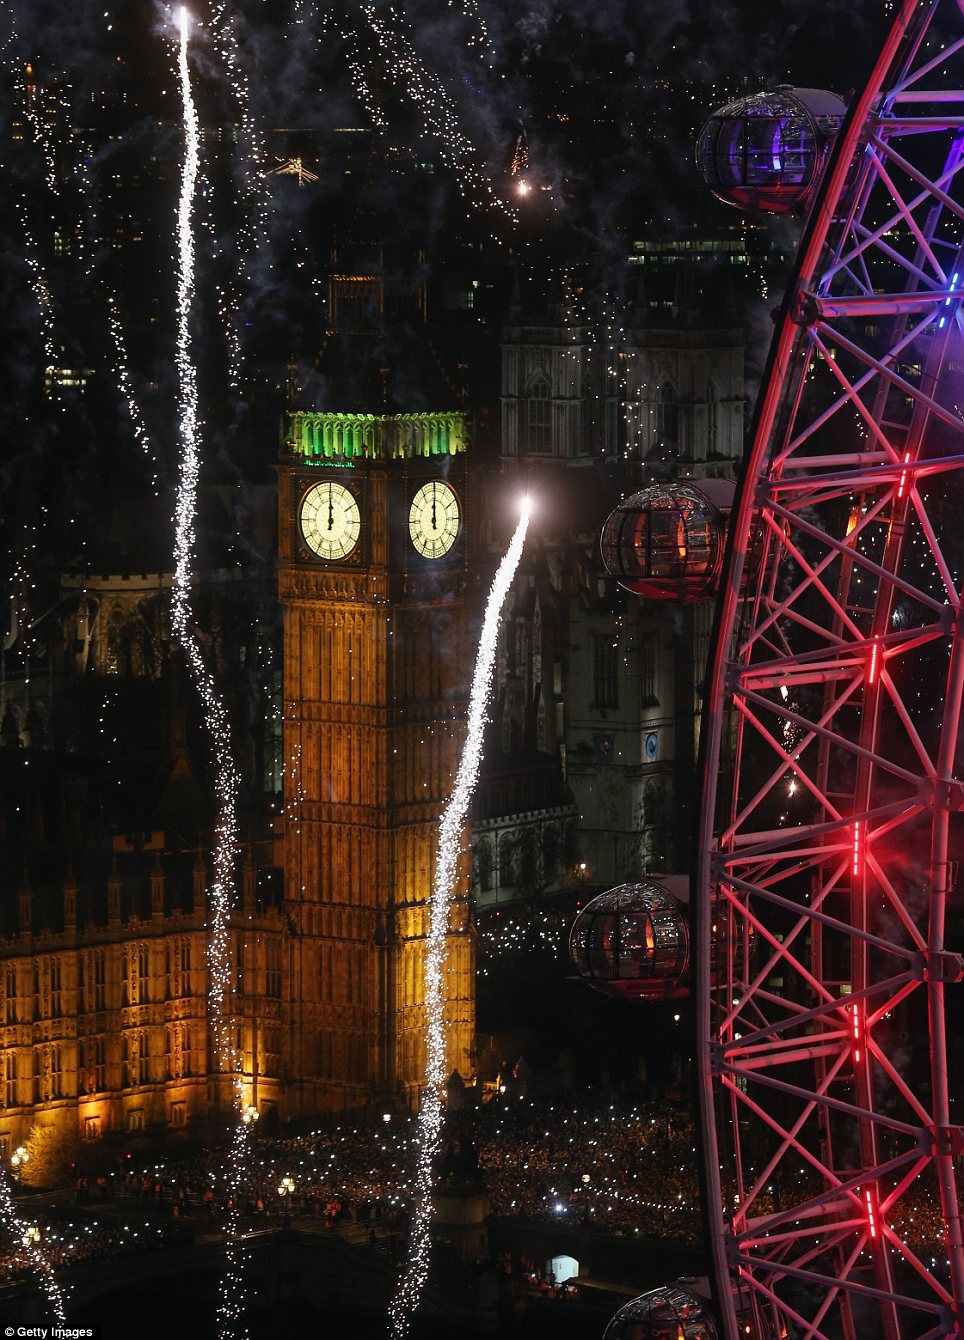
0 1216 191 1282
471 1097 702 1239
91 1096 703 1243
0 1094 949 1286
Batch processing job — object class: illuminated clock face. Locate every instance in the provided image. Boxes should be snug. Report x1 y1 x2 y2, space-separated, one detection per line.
299 480 361 561
409 481 461 559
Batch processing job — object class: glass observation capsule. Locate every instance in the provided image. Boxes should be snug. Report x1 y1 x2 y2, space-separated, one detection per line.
600 479 735 601
697 86 847 214
569 882 689 1001
603 1284 719 1340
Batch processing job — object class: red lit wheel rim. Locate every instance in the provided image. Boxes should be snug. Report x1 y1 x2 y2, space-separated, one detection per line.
695 3 964 1337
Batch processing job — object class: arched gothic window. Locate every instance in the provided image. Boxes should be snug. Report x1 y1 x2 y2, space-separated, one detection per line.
106 606 128 676
526 377 551 452
476 838 493 892
707 380 720 455
656 382 678 450
498 834 517 888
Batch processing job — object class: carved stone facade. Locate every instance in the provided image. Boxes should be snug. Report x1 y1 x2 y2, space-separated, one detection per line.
478 259 745 897
500 286 744 473
0 846 284 1153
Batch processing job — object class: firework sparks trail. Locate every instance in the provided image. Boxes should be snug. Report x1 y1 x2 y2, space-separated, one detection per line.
0 9 52 680
447 0 496 67
208 1 269 389
561 277 640 459
173 12 250 1337
21 72 58 194
3 14 100 371
13 34 135 435
106 292 160 490
0 16 55 368
357 3 517 229
11 182 55 372
388 500 531 1339
71 135 102 284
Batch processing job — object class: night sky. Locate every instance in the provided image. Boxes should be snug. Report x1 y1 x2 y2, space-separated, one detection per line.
0 0 891 561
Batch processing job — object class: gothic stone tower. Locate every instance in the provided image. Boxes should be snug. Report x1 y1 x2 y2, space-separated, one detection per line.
278 410 475 1118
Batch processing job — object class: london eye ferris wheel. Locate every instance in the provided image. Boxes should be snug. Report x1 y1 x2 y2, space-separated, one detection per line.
584 0 964 1336
691 0 964 1336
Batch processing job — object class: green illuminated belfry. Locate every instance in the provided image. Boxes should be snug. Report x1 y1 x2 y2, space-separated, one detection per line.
287 411 468 463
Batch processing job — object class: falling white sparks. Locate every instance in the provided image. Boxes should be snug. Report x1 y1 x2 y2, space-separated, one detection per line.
107 292 159 490
172 12 249 1337
449 0 496 66
208 0 269 390
13 193 55 374
356 3 517 230
388 500 531 1339
561 277 641 461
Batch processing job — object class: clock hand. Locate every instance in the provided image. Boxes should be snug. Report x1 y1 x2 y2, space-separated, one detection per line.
327 485 334 531
431 486 437 530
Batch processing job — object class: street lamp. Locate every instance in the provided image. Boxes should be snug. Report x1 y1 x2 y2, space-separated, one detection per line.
278 1174 296 1228
241 1105 259 1126
10 1146 28 1182
581 1172 591 1226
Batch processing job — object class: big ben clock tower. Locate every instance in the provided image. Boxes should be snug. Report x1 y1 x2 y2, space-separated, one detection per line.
277 410 476 1118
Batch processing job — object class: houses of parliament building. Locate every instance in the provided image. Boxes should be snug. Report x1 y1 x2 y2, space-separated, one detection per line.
0 401 479 1154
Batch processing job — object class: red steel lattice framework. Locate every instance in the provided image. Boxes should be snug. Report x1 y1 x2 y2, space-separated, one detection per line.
696 1 964 1337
